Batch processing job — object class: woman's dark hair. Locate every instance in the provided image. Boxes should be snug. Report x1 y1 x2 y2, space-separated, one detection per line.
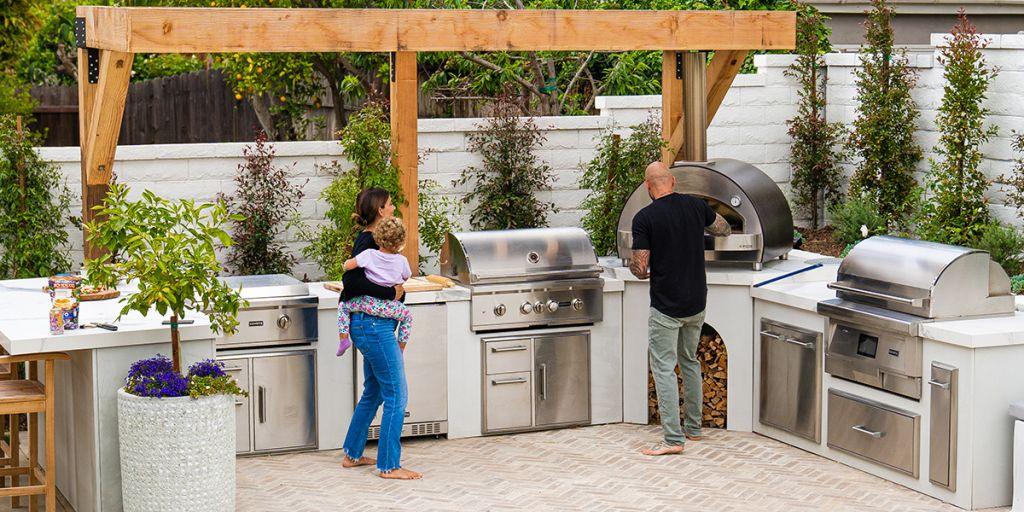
352 188 390 228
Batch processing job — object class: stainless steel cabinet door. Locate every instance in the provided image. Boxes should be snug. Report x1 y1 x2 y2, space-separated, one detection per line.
220 357 252 454
252 351 317 452
759 319 821 443
484 371 533 432
533 332 590 427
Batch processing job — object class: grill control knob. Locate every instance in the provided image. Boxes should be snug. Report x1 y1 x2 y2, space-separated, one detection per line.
534 301 545 313
520 302 534 314
276 314 291 330
546 300 559 313
494 304 507 317
571 298 584 311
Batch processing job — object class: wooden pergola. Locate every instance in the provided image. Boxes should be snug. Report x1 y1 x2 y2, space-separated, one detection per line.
75 6 795 266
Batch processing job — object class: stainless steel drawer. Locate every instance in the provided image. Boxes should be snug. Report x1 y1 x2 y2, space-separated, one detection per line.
484 338 532 375
484 371 533 432
219 356 252 454
827 389 920 477
218 297 317 349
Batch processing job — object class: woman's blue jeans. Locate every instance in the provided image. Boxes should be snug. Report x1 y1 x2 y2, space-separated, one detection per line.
342 313 408 472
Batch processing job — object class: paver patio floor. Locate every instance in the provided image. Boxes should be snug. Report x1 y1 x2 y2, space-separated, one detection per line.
236 423 1008 512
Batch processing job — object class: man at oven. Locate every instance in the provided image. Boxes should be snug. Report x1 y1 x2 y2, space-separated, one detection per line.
630 161 731 456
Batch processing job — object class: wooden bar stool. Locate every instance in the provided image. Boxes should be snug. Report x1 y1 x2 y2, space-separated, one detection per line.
0 347 20 507
0 352 69 511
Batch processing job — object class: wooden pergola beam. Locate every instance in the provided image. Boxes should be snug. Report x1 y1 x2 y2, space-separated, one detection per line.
390 52 419 275
76 7 795 53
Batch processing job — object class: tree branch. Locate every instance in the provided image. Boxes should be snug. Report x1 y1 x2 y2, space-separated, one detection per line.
559 51 593 113
458 51 544 97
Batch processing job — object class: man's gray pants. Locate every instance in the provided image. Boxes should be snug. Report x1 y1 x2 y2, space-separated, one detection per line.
648 307 705 446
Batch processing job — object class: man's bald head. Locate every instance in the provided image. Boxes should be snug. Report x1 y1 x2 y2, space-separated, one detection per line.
644 161 675 199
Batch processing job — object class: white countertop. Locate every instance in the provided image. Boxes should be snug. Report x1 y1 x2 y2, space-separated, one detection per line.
602 250 841 287
308 282 472 310
0 278 214 355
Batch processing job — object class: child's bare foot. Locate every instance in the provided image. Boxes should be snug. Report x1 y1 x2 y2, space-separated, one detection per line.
341 455 376 468
378 468 422 480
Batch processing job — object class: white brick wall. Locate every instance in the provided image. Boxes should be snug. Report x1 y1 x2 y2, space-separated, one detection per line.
34 33 1024 279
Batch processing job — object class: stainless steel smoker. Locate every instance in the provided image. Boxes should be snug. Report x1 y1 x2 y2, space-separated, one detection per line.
615 158 794 270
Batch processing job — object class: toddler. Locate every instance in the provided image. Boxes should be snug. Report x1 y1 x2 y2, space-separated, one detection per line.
337 217 413 356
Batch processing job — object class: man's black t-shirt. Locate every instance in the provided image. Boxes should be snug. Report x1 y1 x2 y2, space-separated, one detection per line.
631 193 716 318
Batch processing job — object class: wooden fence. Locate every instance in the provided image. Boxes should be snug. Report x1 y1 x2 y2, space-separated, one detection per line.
29 69 493 146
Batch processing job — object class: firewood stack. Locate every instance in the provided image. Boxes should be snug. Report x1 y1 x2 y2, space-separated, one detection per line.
647 332 728 429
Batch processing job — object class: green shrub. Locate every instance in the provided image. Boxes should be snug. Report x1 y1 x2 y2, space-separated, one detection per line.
418 178 461 272
828 196 887 246
456 98 557 230
1001 133 1024 218
0 114 75 278
973 223 1024 277
917 10 997 247
579 117 665 256
847 0 922 227
1011 275 1024 295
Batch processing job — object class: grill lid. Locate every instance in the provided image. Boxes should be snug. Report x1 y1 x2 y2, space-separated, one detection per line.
827 236 1013 319
441 227 601 285
220 274 310 300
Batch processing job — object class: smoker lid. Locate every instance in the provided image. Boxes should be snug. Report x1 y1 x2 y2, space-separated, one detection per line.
828 236 1014 319
220 274 310 300
441 227 601 285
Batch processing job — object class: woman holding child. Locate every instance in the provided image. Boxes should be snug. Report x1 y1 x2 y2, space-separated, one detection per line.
338 188 422 480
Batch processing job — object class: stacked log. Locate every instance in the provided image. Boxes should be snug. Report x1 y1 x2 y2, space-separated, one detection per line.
647 332 728 429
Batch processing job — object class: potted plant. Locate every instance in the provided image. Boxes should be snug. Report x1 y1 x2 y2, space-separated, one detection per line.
84 184 246 512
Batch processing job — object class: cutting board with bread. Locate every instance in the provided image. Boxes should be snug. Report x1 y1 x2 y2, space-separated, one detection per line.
323 275 454 294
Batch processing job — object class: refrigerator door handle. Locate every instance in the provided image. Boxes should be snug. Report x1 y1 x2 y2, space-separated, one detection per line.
258 385 266 424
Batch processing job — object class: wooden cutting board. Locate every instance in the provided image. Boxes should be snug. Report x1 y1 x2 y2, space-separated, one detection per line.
324 276 450 294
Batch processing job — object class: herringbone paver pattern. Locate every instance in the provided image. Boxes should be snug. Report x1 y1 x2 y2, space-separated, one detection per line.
236 424 1005 512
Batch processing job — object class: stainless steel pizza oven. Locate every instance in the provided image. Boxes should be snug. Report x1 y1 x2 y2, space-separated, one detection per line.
441 227 603 332
818 236 1015 399
616 158 794 270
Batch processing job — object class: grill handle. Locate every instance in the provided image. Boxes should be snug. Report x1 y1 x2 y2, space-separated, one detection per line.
827 283 924 307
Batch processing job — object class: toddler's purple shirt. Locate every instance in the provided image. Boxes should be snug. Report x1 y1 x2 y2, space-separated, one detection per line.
355 249 412 287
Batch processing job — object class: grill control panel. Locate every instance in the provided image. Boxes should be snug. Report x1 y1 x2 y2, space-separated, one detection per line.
469 279 604 332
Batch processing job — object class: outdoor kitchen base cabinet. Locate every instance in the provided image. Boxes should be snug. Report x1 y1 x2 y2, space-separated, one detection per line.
483 332 591 434
222 350 317 454
827 389 920 477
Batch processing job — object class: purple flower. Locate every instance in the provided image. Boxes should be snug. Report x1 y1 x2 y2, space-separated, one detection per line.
127 370 189 398
127 355 174 379
187 359 227 379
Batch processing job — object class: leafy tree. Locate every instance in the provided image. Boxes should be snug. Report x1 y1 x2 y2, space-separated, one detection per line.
84 184 244 373
0 114 75 278
456 99 557 230
219 130 306 276
786 6 846 229
579 117 665 255
847 0 922 228
299 103 405 280
918 10 997 246
418 178 461 272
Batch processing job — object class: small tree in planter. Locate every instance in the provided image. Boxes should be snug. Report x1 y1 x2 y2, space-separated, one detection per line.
918 10 998 246
83 184 246 512
786 7 847 229
847 0 922 228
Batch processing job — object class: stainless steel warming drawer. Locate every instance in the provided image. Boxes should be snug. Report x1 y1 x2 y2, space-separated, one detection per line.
827 389 920 477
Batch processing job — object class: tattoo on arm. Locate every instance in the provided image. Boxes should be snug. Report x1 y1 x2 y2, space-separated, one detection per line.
706 213 732 237
629 250 650 280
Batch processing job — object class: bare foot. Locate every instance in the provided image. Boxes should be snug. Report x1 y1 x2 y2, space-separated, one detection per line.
685 435 704 441
641 444 684 456
379 468 422 480
341 455 376 468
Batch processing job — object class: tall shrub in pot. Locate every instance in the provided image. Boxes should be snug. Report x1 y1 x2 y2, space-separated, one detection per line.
84 184 246 512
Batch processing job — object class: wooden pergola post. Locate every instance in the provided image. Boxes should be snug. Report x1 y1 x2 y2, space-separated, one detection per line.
74 7 795 265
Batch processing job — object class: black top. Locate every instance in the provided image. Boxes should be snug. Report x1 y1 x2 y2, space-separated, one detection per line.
631 193 716 318
341 231 401 302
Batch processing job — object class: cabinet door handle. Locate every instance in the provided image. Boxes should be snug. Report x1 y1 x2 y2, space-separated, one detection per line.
491 377 527 385
759 331 781 340
928 379 950 389
491 345 528 353
784 337 815 349
852 424 884 439
258 385 266 424
539 363 547 401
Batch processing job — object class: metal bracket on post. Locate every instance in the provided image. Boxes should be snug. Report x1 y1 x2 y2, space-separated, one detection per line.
74 17 87 48
675 52 683 80
87 48 100 84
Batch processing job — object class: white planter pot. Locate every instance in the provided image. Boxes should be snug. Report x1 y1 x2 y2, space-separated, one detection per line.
117 389 235 512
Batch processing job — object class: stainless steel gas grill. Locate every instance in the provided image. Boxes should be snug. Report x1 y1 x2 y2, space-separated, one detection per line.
615 159 794 270
818 236 1015 400
215 274 318 455
441 227 604 332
